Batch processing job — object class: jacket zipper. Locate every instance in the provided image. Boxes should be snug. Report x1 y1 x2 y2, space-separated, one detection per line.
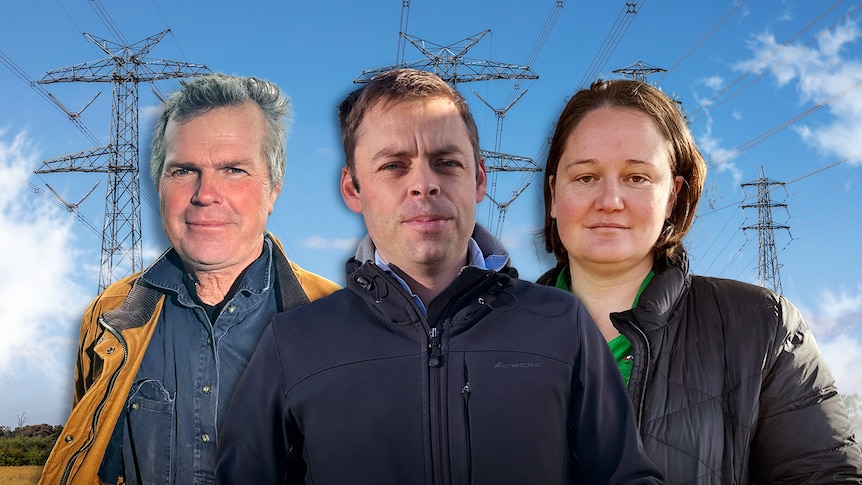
60 320 128 485
462 362 472 484
428 326 443 484
622 320 650 426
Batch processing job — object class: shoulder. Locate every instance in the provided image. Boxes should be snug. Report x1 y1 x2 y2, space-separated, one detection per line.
687 275 806 337
507 278 592 331
513 277 581 306
267 232 341 300
86 272 142 316
689 274 780 310
287 260 341 301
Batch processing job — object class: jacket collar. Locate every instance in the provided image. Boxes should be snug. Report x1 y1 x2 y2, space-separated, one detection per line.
351 223 511 272
536 248 690 331
345 224 517 325
622 247 689 330
105 232 297 332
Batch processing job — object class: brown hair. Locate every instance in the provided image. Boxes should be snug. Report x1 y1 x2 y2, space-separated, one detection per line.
337 68 482 190
543 79 707 262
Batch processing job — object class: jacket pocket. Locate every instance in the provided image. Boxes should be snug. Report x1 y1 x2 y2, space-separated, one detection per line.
123 379 175 485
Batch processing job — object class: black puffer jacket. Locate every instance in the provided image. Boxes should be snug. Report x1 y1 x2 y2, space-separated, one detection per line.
538 248 862 484
216 228 662 484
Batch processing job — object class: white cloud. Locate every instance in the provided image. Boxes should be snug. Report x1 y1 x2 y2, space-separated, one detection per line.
804 284 862 336
701 75 725 91
817 333 862 396
798 284 862 396
301 235 359 250
0 130 89 415
737 20 862 164
695 118 743 185
140 103 164 127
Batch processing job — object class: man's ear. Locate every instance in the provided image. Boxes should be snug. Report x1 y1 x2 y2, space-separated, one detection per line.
341 167 362 214
475 157 487 203
267 183 282 215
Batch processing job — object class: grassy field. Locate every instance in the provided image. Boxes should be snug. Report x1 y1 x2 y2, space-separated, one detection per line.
0 466 41 485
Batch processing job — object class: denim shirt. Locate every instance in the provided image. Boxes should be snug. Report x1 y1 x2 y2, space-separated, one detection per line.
121 238 279 485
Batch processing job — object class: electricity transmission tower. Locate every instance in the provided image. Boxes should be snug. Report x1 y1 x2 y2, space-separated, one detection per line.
472 89 538 237
612 60 666 83
741 166 791 294
355 28 541 235
34 30 209 293
355 30 538 86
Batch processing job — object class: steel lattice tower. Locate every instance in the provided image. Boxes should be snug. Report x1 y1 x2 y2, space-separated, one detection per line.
34 30 209 293
355 30 538 86
611 60 666 83
355 29 541 236
741 166 791 294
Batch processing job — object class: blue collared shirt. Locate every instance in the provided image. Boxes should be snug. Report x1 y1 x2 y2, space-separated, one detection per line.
374 237 506 316
120 237 279 485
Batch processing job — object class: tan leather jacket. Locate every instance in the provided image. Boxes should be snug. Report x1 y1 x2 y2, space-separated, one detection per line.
39 235 339 484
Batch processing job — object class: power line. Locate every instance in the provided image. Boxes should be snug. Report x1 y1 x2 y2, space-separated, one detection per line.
706 78 862 169
35 29 209 293
687 0 853 124
655 0 748 84
576 0 646 90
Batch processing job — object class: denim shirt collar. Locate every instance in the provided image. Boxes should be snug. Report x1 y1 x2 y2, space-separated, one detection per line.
140 235 275 307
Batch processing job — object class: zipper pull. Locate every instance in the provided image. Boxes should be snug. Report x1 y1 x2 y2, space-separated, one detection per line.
428 327 442 367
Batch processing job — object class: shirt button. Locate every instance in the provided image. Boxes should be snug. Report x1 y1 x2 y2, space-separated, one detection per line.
201 433 211 443
130 402 140 411
207 336 213 346
202 385 212 394
226 305 237 314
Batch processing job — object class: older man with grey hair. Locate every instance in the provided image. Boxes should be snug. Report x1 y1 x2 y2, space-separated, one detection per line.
40 73 338 485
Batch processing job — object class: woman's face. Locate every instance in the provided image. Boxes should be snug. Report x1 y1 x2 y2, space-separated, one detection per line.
550 106 683 274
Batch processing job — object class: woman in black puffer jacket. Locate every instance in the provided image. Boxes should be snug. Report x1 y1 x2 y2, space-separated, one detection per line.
538 78 862 484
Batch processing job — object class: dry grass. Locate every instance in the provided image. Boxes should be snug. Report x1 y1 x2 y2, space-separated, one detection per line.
0 467 42 485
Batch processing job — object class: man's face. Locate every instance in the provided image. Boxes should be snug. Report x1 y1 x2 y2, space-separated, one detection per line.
341 97 486 279
158 101 280 274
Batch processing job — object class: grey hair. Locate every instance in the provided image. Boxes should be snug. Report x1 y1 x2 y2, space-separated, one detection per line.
149 73 291 188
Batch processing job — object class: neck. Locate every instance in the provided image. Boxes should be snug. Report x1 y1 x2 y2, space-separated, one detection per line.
185 269 241 306
184 243 264 305
388 256 467 305
566 258 653 342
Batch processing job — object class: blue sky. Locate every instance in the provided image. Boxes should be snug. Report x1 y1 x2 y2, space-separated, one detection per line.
1 0 861 428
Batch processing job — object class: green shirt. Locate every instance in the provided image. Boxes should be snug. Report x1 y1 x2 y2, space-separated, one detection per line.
554 267 654 386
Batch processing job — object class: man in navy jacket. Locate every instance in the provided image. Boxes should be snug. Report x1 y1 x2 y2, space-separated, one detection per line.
215 68 662 484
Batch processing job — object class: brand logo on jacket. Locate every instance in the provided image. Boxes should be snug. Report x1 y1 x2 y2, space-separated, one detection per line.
494 361 542 369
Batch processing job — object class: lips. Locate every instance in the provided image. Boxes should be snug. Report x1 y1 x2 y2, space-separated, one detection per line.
587 222 627 229
186 220 228 228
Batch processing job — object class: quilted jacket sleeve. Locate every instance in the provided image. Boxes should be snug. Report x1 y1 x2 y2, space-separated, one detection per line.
751 296 862 483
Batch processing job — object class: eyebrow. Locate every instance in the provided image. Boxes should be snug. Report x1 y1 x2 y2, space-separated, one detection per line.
372 143 467 161
562 158 654 168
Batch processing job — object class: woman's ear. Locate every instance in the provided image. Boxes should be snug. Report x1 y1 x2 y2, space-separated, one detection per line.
666 175 684 219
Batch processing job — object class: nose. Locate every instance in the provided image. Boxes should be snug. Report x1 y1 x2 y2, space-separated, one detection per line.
595 179 623 211
191 171 222 206
408 164 440 198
